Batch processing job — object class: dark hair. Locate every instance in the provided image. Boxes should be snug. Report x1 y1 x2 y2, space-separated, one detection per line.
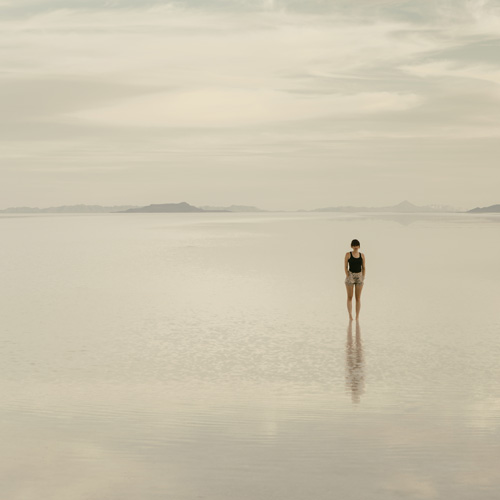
351 239 360 247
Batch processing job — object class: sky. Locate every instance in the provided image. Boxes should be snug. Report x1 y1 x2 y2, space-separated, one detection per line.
1 0 499 211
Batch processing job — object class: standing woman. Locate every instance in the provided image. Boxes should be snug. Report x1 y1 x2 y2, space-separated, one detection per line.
344 239 365 320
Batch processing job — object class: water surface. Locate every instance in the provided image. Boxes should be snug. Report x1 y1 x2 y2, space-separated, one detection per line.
1 212 499 499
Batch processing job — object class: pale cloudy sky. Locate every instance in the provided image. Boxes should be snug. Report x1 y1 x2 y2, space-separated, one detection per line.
1 0 499 210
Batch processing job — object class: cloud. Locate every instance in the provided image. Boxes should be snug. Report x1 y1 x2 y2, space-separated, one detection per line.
65 88 422 127
1 0 500 208
400 60 500 86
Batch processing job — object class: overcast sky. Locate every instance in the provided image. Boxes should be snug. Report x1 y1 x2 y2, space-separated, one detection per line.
1 0 499 210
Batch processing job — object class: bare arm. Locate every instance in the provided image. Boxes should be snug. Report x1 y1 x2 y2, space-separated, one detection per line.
361 253 366 277
344 252 349 277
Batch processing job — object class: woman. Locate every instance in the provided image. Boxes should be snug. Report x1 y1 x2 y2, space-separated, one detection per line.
344 239 365 320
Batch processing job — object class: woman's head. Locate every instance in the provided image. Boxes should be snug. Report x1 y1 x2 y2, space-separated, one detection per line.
351 239 360 249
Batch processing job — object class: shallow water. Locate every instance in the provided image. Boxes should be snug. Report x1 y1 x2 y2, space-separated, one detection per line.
1 212 499 499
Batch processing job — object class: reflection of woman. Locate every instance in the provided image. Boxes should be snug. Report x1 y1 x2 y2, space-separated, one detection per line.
344 239 365 320
345 320 365 404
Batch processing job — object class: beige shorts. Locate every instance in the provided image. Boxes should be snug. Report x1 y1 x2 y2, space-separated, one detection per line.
345 271 364 286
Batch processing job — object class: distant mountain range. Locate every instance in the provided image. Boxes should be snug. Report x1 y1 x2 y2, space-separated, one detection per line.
0 202 264 213
122 202 219 213
467 204 500 213
0 204 137 213
309 200 462 213
121 202 267 213
1 200 499 214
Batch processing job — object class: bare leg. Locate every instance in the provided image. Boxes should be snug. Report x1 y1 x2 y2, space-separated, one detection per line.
355 283 363 319
346 284 354 320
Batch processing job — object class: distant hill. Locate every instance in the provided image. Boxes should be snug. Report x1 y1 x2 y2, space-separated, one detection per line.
0 202 251 214
0 204 138 213
121 202 217 213
467 204 500 213
311 200 461 213
199 204 266 212
3 200 491 214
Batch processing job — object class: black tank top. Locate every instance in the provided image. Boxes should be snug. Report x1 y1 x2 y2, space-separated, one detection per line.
348 251 363 273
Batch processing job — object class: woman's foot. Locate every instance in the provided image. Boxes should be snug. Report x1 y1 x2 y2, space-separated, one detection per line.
349 314 354 320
